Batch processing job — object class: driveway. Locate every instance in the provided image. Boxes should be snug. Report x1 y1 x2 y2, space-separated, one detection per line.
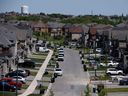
52 48 90 96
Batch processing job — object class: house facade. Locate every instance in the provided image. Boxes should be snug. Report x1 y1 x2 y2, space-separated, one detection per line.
47 22 64 37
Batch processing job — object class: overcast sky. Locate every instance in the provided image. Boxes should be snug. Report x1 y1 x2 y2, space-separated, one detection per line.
0 0 128 16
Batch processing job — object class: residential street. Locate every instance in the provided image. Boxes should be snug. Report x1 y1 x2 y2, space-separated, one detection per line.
52 48 90 96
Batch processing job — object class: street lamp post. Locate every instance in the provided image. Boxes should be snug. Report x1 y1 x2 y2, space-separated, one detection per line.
0 59 5 96
15 56 19 96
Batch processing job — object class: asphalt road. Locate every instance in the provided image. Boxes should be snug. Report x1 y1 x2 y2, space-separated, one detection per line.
52 48 90 96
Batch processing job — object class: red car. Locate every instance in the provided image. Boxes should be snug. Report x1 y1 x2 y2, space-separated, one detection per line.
0 77 22 90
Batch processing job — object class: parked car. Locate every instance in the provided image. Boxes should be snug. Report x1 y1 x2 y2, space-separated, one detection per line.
119 78 128 85
0 81 16 92
14 69 28 76
100 60 119 67
116 63 128 74
54 68 63 76
12 76 26 84
58 48 64 53
5 71 27 78
0 77 22 90
106 68 123 75
57 54 64 61
70 42 76 46
58 52 64 56
18 60 35 68
39 47 49 52
96 48 102 53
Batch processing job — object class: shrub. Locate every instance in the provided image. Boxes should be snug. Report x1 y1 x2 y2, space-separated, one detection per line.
97 83 104 93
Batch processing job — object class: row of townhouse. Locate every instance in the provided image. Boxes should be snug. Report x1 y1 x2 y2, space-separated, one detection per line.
0 22 32 69
28 21 89 44
88 22 128 67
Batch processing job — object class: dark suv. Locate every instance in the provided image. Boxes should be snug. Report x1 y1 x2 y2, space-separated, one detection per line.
18 60 35 68
5 71 27 78
119 78 128 85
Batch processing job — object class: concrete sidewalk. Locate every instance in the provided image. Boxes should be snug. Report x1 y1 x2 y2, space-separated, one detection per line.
18 50 53 96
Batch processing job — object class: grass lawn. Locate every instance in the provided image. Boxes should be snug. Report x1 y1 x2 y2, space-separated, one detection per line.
0 92 16 96
29 52 47 63
42 80 50 83
88 66 107 71
98 75 111 80
30 71 38 76
105 88 128 93
28 94 42 96
47 64 55 68
37 85 48 90
30 54 47 59
22 84 30 89
44 72 53 77
33 52 48 56
29 58 45 63
35 63 42 67
33 35 64 45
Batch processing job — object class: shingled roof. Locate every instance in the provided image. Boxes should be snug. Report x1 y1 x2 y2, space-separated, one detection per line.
0 23 27 41
0 33 13 48
69 25 84 34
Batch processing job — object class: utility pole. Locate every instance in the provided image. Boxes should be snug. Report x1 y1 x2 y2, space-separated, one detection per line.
15 56 19 96
94 40 97 77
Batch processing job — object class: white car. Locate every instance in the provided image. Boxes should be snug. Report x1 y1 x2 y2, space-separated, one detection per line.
58 48 64 52
58 54 64 61
106 68 123 75
96 48 102 53
12 76 26 84
54 68 63 76
70 42 76 46
39 47 49 52
100 60 119 67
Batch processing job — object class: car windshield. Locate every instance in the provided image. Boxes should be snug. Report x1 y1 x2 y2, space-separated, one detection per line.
58 55 63 57
56 69 61 71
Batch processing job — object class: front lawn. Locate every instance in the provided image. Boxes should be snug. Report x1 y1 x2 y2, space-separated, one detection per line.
22 84 30 89
105 88 128 93
0 92 16 96
30 71 38 76
29 58 45 63
87 66 107 71
28 94 42 96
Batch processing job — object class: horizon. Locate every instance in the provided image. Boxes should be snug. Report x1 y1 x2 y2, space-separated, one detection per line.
0 0 128 16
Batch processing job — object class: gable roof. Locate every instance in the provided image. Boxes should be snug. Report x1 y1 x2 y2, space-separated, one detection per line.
33 22 47 28
0 33 12 48
69 25 84 34
110 26 128 41
63 23 72 29
47 22 64 28
0 23 27 41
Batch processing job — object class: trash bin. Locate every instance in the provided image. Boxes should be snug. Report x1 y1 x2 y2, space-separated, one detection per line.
93 87 96 93
51 77 55 83
40 89 45 94
54 73 58 78
79 50 82 54
83 64 87 71
82 60 84 64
